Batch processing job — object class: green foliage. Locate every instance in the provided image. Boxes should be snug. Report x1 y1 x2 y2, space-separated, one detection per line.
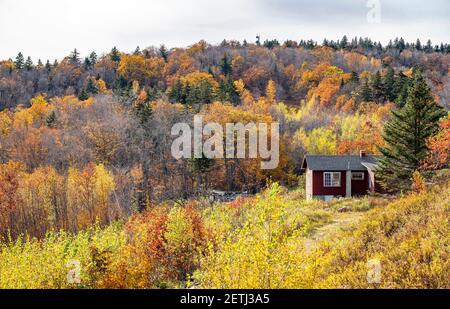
217 77 239 105
220 54 232 76
359 78 373 102
382 67 396 102
15 52 25 70
377 67 446 191
24 56 34 71
110 46 121 62
159 44 169 62
371 71 383 102
69 49 80 66
77 89 89 101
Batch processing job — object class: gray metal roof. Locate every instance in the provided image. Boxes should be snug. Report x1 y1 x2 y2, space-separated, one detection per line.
302 155 379 171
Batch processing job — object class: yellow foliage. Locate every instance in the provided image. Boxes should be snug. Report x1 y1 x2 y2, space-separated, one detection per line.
179 71 218 92
118 55 165 85
95 79 108 94
295 127 337 155
0 110 12 136
13 106 33 129
265 80 277 103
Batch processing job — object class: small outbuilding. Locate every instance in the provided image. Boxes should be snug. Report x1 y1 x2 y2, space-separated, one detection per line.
301 151 380 201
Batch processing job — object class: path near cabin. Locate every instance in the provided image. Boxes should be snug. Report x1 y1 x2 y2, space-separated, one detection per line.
303 211 364 253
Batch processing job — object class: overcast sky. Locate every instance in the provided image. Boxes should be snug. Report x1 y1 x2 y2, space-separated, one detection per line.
0 0 449 61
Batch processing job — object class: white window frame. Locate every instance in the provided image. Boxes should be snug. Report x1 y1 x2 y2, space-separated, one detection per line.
324 172 341 187
352 172 365 180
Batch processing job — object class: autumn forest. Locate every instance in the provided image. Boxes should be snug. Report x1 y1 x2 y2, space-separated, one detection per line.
0 35 449 289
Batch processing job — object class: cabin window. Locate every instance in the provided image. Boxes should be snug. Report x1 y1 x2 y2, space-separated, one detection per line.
352 172 365 180
324 172 341 187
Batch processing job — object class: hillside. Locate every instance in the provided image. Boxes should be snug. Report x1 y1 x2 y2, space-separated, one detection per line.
0 179 448 289
0 37 449 290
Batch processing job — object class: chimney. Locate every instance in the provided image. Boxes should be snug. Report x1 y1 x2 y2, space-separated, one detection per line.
360 150 367 158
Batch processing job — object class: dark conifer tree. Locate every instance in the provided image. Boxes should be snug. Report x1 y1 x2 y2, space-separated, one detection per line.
78 89 89 101
359 78 373 102
169 78 184 103
340 35 348 50
89 52 97 65
110 46 121 62
220 54 232 76
69 49 80 65
15 52 25 69
136 101 152 125
159 45 169 62
24 56 34 71
415 39 422 51
393 72 409 108
45 60 52 72
377 67 446 191
83 57 91 70
86 78 98 94
382 67 396 102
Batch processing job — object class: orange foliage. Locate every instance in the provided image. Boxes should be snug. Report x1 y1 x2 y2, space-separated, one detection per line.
423 115 450 169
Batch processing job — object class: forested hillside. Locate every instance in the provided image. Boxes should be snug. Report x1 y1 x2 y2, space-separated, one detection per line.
0 37 449 290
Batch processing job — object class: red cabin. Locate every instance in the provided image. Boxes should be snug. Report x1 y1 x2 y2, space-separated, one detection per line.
301 151 380 201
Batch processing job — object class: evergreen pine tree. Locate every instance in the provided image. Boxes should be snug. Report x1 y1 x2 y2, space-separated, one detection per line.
159 45 169 62
415 39 422 51
398 37 406 51
24 56 34 71
169 78 184 103
83 57 91 70
78 89 89 101
377 67 446 191
136 101 152 125
393 72 409 108
89 52 97 65
45 60 52 72
371 71 383 103
340 35 348 49
382 67 396 102
220 54 232 76
359 78 373 102
425 39 432 53
69 49 80 65
86 78 98 94
15 52 25 69
217 77 239 105
110 46 121 62
199 81 213 103
114 74 129 90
